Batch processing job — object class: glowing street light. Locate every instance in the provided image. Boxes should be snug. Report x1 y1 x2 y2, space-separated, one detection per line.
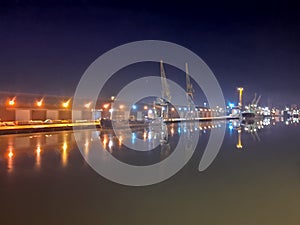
36 99 43 107
237 87 244 109
8 97 16 106
144 105 148 110
103 103 110 109
84 102 92 109
62 99 70 108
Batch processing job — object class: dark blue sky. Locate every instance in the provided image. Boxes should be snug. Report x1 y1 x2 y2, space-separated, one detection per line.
0 0 299 107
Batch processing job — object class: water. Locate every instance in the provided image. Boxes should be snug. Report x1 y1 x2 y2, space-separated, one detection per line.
1 118 300 225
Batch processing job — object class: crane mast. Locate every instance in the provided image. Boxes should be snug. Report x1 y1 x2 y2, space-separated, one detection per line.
160 60 171 102
185 63 194 110
255 95 261 106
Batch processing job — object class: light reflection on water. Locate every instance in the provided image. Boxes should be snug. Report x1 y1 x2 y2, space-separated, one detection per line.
0 117 300 225
0 117 298 172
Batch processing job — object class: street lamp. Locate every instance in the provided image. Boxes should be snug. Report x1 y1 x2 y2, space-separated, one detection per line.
103 103 110 109
237 87 244 109
62 99 70 108
8 97 16 106
84 102 92 109
36 99 43 107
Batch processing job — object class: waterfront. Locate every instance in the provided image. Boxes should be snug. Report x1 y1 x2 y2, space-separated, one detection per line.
1 118 300 225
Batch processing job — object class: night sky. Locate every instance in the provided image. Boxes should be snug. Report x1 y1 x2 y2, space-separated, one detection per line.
0 0 299 107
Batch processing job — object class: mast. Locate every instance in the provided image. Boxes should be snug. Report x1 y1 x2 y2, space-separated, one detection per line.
185 63 194 110
160 60 171 102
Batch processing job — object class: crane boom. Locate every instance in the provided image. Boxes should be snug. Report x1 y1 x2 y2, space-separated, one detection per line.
185 63 194 103
251 93 257 105
255 95 262 106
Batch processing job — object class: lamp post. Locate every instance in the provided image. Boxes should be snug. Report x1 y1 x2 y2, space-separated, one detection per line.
62 99 70 108
36 99 43 107
237 87 244 109
8 97 16 106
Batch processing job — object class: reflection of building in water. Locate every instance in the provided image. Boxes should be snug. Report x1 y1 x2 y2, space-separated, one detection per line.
0 131 94 172
159 123 168 144
3 117 297 172
99 121 225 154
285 117 299 125
229 117 287 149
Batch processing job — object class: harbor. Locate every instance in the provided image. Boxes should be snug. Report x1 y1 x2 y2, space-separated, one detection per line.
0 61 294 134
1 1 300 225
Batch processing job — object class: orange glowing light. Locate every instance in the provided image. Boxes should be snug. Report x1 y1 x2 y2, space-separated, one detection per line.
8 151 14 158
36 146 41 154
62 142 68 151
118 136 123 146
8 97 16 106
7 147 14 172
62 100 70 108
36 145 41 168
36 99 43 107
103 103 110 109
103 135 108 148
144 105 148 110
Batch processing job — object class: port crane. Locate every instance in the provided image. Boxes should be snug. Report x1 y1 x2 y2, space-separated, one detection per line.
185 63 194 110
160 60 171 102
250 93 261 110
153 61 171 119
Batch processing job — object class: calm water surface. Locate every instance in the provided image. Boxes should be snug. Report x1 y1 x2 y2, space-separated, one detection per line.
1 118 300 225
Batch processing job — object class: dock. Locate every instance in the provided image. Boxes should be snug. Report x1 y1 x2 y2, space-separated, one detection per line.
0 122 101 135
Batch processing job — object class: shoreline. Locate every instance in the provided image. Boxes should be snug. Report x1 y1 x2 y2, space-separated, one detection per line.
0 115 265 135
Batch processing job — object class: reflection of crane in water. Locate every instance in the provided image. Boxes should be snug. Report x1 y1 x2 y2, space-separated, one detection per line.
243 121 261 142
231 119 262 149
159 123 168 144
